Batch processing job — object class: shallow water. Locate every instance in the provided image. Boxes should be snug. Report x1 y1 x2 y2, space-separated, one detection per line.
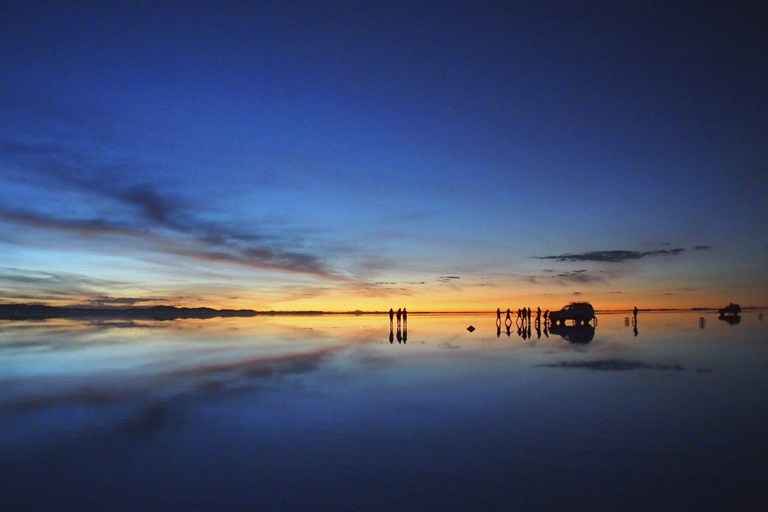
1 311 766 511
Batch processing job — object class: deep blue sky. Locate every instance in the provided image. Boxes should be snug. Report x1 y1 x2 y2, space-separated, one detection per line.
1 1 766 310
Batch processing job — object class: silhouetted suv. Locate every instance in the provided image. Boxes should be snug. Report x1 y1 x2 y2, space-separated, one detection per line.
549 302 595 325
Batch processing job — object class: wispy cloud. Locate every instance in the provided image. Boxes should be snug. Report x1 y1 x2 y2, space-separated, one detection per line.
85 296 169 307
0 137 347 280
525 269 603 285
536 249 685 263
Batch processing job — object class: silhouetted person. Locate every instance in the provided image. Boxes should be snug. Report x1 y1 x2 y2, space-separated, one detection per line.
496 308 501 322
537 307 541 320
396 308 402 326
517 308 522 319
403 308 407 324
527 307 531 320
633 307 638 318
505 308 512 326
389 308 394 325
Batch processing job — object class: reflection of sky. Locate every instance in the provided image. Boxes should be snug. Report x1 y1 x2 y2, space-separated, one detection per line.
1 312 767 510
1 3 767 311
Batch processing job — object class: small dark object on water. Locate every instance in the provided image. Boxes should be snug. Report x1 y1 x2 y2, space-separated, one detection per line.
467 325 475 332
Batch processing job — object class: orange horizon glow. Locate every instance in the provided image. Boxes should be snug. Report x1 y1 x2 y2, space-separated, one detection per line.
14 284 762 313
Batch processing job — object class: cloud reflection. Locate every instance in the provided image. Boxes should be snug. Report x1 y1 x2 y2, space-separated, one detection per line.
537 358 686 372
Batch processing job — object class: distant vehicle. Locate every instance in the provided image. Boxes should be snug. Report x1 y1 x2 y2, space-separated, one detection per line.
548 302 595 325
718 303 741 315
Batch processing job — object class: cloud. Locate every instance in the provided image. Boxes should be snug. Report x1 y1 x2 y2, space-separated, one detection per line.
0 137 343 280
437 276 460 283
85 296 168 307
0 208 140 237
524 269 603 285
536 249 684 263
694 245 711 250
553 269 602 284
116 185 183 227
172 247 338 279
0 206 338 280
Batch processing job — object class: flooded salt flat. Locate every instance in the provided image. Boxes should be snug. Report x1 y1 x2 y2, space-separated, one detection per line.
1 311 766 511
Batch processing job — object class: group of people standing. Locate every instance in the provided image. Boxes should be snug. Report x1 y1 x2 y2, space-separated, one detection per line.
389 308 408 344
497 307 547 325
389 307 408 326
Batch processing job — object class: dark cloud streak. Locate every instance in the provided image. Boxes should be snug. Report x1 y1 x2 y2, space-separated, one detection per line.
537 249 685 263
0 136 345 279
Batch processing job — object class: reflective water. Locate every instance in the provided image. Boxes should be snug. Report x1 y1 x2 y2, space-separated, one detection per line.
1 312 766 511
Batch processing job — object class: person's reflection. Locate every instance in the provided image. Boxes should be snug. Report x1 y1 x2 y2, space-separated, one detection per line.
527 323 532 339
535 320 541 339
543 323 549 337
505 323 511 337
403 325 407 344
497 324 501 338
631 315 638 336
389 326 394 344
396 325 402 343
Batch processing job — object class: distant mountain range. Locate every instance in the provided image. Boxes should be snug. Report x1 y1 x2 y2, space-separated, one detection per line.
0 304 276 320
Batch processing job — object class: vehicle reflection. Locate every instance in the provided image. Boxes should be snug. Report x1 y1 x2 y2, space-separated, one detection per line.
718 313 741 325
548 323 595 344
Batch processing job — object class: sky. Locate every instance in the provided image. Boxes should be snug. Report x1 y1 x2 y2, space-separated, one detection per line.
1 1 766 311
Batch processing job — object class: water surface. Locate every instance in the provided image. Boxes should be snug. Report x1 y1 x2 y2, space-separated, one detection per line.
1 312 766 511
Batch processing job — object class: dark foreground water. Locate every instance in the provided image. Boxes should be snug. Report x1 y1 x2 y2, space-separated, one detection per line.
1 311 766 511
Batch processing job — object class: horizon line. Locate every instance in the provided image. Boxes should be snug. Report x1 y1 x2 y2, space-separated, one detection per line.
2 302 766 316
